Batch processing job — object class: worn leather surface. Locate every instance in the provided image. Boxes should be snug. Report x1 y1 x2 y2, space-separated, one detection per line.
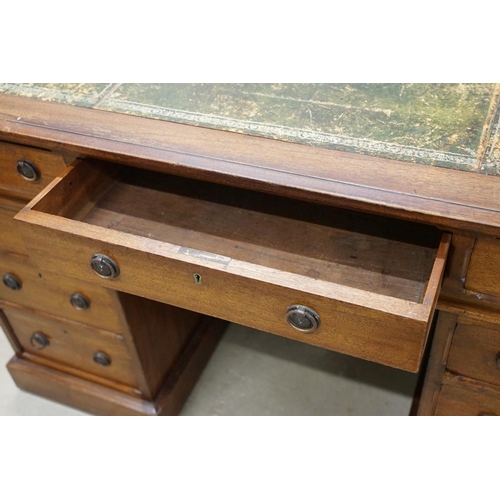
1 83 498 175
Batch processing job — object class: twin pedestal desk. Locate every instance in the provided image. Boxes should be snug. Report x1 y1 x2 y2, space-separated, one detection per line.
1 86 500 415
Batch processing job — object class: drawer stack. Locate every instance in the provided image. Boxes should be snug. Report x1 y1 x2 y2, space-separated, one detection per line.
421 236 500 416
0 140 137 399
0 140 224 415
436 237 500 415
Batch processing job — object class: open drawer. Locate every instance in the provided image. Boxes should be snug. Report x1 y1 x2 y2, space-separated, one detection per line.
14 160 451 372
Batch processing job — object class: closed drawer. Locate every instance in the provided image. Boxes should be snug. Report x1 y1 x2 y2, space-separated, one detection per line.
447 321 500 388
2 306 139 389
15 160 451 372
466 237 500 298
0 196 27 255
435 376 500 416
0 141 67 200
0 252 123 333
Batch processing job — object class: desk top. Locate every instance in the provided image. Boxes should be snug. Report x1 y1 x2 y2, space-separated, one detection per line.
1 84 500 237
1 83 499 176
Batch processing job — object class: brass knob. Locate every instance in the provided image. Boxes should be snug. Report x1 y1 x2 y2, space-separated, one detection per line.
90 254 120 279
70 293 90 310
286 305 321 333
16 159 40 182
30 332 50 350
93 351 111 366
2 273 22 291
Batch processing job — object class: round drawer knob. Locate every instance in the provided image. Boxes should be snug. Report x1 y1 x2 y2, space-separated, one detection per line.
93 351 111 367
70 293 90 310
90 254 120 279
2 273 22 291
286 305 321 333
16 159 40 182
30 332 50 350
496 353 500 369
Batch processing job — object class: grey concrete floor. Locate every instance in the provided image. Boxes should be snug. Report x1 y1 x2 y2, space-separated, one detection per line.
0 323 418 416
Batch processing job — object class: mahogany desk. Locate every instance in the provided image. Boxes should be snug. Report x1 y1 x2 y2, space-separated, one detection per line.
0 84 499 415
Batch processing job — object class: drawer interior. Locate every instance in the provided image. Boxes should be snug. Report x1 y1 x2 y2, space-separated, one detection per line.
33 162 443 304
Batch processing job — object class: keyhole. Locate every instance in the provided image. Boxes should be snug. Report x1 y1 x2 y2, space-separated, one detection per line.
193 273 202 285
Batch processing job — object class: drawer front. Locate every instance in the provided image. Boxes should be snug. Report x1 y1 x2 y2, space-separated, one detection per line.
0 253 123 333
15 161 450 372
0 196 27 255
465 237 500 298
2 306 138 389
435 379 500 416
447 321 500 388
0 141 67 200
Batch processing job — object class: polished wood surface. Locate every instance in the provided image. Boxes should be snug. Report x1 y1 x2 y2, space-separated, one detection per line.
435 373 500 416
0 140 67 200
466 238 500 298
416 312 457 415
447 320 500 388
115 293 204 399
440 234 475 294
0 196 28 256
2 305 139 389
0 308 22 356
7 316 227 416
154 317 227 416
0 252 123 333
7 356 156 416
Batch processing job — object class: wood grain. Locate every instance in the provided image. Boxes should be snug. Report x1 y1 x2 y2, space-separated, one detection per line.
155 316 227 415
438 294 500 325
6 316 228 415
16 213 449 373
19 351 142 398
436 372 500 416
0 195 28 256
0 139 67 200
0 252 123 333
114 293 205 399
440 234 475 294
466 237 500 298
0 307 23 355
415 311 457 415
2 305 139 389
31 160 118 220
447 320 500 388
7 356 156 416
83 164 443 302
1 95 500 236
